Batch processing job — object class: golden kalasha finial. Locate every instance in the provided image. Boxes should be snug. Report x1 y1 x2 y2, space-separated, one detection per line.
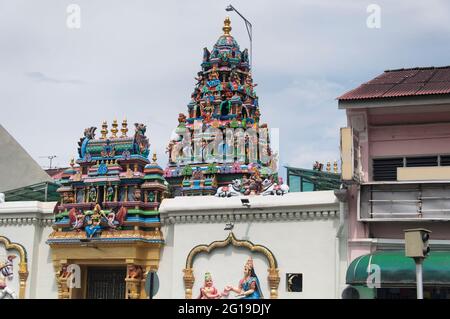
152 153 157 163
333 160 338 174
326 161 331 172
121 119 128 138
223 16 232 35
100 121 108 139
111 119 118 138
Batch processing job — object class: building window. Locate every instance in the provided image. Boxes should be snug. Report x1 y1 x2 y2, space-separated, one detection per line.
373 158 403 181
441 155 450 166
406 156 438 167
373 155 450 181
286 273 302 292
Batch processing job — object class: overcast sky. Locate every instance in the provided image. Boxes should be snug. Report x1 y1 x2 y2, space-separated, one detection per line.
1 0 450 173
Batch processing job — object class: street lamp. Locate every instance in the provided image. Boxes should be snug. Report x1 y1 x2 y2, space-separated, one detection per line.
225 5 253 68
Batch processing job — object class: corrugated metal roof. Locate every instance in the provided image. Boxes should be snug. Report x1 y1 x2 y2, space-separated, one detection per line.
338 66 450 100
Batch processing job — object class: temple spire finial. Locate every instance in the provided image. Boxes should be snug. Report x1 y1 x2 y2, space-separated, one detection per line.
101 121 108 139
121 119 128 138
152 153 157 163
223 16 232 35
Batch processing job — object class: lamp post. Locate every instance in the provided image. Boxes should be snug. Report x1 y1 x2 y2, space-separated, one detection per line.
404 228 431 299
225 5 253 68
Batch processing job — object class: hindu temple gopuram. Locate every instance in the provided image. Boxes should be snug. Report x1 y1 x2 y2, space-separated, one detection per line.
1 15 346 300
47 120 168 298
164 17 282 196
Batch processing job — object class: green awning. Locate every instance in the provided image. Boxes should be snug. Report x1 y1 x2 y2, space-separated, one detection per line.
347 251 450 286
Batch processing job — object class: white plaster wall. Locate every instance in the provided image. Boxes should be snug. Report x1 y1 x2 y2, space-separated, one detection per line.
158 217 342 299
0 194 347 299
34 226 58 298
0 223 37 298
0 201 57 299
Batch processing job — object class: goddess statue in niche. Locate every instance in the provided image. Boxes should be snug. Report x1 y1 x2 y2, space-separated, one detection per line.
223 257 263 299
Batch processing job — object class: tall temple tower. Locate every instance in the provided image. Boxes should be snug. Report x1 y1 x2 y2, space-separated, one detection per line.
165 17 278 196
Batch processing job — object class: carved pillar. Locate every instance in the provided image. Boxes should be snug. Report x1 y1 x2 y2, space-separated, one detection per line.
125 264 143 299
268 268 280 299
18 262 28 299
183 268 195 299
140 268 148 299
55 262 71 299
114 185 118 202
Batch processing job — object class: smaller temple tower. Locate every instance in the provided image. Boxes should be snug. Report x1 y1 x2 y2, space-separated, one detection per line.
48 120 168 299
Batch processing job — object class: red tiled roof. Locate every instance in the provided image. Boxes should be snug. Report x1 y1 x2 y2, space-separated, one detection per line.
45 168 68 180
338 66 450 100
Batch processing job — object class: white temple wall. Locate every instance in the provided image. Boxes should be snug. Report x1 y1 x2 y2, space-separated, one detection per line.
157 191 348 299
0 201 57 299
0 192 348 299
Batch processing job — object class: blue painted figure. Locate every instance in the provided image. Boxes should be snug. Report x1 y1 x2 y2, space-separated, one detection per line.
223 257 263 299
85 204 105 238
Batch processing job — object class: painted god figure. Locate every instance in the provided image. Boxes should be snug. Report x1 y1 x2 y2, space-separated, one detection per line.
85 204 106 238
223 257 263 299
0 255 17 299
197 272 221 299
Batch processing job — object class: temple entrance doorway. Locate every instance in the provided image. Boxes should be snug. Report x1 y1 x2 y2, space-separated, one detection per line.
86 267 126 299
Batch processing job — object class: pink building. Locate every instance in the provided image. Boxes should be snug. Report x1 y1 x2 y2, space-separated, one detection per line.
338 66 450 299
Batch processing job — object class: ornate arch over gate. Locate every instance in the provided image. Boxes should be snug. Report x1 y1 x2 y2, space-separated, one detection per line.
183 232 280 299
0 236 29 299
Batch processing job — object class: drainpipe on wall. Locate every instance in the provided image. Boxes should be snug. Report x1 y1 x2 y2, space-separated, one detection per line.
334 186 348 299
334 187 348 238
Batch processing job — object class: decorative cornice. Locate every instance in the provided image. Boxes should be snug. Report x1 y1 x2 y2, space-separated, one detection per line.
161 209 339 225
0 201 56 226
0 217 54 226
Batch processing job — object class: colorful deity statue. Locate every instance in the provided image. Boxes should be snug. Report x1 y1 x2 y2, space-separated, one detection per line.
242 168 263 195
106 185 114 202
134 123 150 156
85 204 106 238
223 257 263 299
197 272 221 299
195 71 204 87
89 187 97 202
244 73 257 97
178 113 187 127
0 255 17 299
207 66 221 88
